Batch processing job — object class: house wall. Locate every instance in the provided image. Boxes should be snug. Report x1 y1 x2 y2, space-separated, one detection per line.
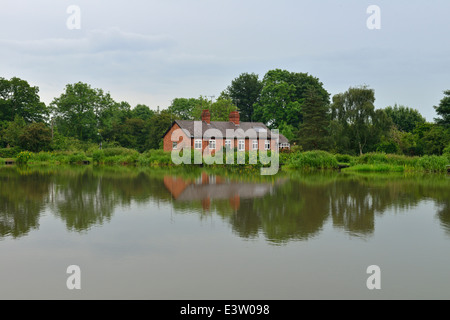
163 123 191 152
192 138 276 153
164 123 278 152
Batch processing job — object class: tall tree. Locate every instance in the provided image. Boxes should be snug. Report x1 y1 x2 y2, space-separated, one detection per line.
0 77 48 123
168 98 202 120
131 104 154 121
191 97 237 121
331 86 388 155
50 82 116 142
253 69 329 130
224 72 263 122
384 104 425 132
434 90 450 128
146 109 175 149
298 86 331 150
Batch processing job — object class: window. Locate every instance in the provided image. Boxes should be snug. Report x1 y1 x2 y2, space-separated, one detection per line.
252 140 258 150
209 139 216 150
225 140 231 150
265 140 270 150
195 139 202 150
172 142 177 150
238 140 245 151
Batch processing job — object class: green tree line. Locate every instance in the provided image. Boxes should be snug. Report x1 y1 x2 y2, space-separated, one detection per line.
1 72 449 157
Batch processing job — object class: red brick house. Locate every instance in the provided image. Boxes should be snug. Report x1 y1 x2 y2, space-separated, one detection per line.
163 110 290 152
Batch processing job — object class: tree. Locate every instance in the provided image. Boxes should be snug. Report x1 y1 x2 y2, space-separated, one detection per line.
224 72 263 122
115 118 147 152
98 101 131 143
131 104 154 121
146 110 175 149
0 77 48 123
191 97 237 122
298 86 331 150
168 98 202 120
2 115 26 147
253 69 329 130
414 123 450 155
434 90 450 128
18 122 52 152
384 104 425 132
331 86 388 155
50 82 116 142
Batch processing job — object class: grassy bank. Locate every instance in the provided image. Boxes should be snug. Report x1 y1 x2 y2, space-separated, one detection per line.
2 148 449 173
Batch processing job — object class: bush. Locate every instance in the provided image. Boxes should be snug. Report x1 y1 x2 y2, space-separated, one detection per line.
444 143 450 162
0 146 21 158
33 151 52 162
417 155 448 172
287 151 339 169
335 153 353 164
92 150 105 163
102 147 138 157
16 151 33 164
357 152 388 164
68 152 88 164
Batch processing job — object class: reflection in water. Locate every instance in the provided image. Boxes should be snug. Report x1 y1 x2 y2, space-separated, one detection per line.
0 166 449 242
164 172 283 211
0 168 51 238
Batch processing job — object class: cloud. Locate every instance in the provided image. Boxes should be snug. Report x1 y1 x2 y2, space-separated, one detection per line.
0 28 175 56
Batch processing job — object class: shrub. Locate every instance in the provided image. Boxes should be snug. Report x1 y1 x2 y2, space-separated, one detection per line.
357 152 388 164
417 155 448 172
68 152 87 164
335 153 353 164
0 146 21 158
102 147 138 157
16 151 33 164
32 151 52 162
92 150 105 163
288 151 338 169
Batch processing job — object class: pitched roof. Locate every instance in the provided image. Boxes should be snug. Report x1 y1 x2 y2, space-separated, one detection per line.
169 120 289 142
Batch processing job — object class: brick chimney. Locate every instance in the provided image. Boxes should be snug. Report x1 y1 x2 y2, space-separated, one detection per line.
201 109 210 124
229 110 240 125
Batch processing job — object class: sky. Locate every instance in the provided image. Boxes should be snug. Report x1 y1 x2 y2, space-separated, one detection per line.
1 0 449 122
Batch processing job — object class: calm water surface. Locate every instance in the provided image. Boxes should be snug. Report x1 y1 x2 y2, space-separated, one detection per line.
0 165 449 299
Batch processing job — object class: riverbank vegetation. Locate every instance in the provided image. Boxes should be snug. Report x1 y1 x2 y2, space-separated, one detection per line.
1 72 449 173
2 148 449 173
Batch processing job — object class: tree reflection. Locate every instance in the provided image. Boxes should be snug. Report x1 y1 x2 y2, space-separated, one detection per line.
0 167 51 238
1 166 449 242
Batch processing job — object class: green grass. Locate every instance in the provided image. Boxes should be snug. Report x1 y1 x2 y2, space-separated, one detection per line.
286 151 339 170
342 152 448 173
4 148 450 173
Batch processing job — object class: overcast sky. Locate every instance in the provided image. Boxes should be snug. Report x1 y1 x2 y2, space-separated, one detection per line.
1 0 449 121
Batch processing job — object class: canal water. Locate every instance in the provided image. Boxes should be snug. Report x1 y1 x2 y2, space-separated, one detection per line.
0 165 449 299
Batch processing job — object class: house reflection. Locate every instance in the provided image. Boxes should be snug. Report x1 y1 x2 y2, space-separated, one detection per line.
164 172 283 211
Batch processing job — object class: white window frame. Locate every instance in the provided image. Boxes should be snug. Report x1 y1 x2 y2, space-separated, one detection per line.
238 139 245 151
252 139 258 150
194 139 202 150
265 140 270 150
225 139 231 150
209 139 216 150
172 141 177 150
